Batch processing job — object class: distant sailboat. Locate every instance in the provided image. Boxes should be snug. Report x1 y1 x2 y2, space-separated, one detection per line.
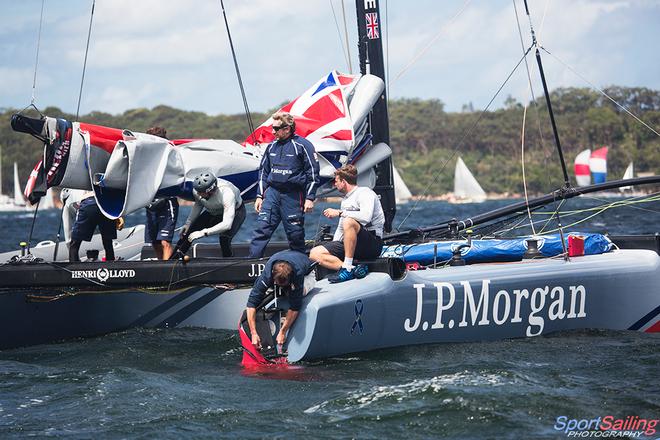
574 149 591 186
13 162 25 207
574 147 608 186
392 166 412 204
452 157 486 203
589 146 608 184
619 162 634 192
0 162 29 212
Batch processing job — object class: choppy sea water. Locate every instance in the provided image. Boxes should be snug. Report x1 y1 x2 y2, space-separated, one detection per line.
0 197 659 439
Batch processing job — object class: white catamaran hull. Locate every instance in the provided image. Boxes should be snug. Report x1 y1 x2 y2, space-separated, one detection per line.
284 249 660 361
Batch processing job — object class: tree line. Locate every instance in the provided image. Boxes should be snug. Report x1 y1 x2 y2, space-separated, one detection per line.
1 86 659 196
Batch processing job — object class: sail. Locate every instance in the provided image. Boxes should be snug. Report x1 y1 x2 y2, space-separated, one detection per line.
13 163 25 206
589 146 608 184
454 157 486 202
12 72 388 219
619 162 634 192
574 149 591 187
392 166 412 204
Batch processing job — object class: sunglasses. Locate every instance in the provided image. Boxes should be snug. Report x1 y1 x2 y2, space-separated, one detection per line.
272 125 288 131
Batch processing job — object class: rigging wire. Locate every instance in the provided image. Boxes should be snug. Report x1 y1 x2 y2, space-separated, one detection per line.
539 46 660 138
513 0 537 235
219 0 256 145
76 0 96 120
329 0 351 72
389 0 471 88
396 46 533 230
30 0 46 108
384 0 389 102
340 0 353 74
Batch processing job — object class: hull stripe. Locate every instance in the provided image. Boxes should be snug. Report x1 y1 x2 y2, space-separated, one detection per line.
628 304 660 331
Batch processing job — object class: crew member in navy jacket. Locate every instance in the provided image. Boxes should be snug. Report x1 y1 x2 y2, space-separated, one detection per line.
245 250 312 349
249 112 320 258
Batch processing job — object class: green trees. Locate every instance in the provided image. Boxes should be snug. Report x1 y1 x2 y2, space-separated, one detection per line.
1 86 658 196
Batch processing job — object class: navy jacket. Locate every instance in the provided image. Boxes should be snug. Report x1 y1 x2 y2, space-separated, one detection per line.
257 134 320 201
246 250 311 311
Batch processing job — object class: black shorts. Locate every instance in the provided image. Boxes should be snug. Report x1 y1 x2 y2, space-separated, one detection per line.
322 224 383 261
71 197 117 242
145 198 179 243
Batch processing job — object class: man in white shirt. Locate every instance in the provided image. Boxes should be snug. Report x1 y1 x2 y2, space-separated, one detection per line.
309 165 385 283
172 171 246 258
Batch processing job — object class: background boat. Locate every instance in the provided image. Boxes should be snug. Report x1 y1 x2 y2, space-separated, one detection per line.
450 157 486 203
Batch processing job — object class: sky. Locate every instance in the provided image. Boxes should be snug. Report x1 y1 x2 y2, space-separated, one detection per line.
1 0 659 118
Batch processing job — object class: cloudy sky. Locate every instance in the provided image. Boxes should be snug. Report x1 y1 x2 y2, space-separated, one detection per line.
1 0 659 117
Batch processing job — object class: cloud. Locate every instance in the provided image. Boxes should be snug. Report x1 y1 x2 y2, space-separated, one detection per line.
1 0 659 115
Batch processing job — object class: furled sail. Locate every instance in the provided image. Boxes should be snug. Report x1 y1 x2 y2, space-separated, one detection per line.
12 71 387 219
243 70 388 181
453 157 486 203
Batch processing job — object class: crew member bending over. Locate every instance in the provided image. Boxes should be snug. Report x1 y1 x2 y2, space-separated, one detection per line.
245 250 311 349
173 171 246 258
309 165 385 283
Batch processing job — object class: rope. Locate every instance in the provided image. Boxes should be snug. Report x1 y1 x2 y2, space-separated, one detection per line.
513 0 536 235
219 0 257 145
30 0 45 107
76 0 96 120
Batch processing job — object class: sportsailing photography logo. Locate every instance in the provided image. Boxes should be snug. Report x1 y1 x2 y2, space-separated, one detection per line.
554 415 658 437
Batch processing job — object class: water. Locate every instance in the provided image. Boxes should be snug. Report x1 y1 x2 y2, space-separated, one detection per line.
1 197 659 439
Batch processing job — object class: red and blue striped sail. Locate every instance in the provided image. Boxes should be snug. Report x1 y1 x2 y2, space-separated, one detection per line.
574 149 591 187
589 146 608 184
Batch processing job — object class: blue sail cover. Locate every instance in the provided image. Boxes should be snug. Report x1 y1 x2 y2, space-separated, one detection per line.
381 233 613 265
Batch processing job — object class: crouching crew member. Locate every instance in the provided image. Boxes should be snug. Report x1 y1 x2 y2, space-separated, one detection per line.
173 171 246 258
245 250 312 349
309 165 385 283
249 112 320 258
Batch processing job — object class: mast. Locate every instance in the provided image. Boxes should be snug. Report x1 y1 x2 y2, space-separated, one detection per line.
356 0 396 232
523 0 570 188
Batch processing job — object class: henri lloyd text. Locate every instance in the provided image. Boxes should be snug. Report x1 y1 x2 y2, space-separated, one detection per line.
404 280 587 337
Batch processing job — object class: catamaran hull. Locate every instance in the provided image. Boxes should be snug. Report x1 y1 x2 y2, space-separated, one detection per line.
285 249 660 362
0 286 250 350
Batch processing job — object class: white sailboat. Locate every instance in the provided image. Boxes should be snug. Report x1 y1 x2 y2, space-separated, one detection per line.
0 162 29 212
452 157 486 203
12 162 25 207
392 166 412 204
620 162 634 192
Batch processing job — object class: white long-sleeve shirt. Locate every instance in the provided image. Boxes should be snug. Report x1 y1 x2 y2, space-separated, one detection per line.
333 186 385 241
185 179 242 236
